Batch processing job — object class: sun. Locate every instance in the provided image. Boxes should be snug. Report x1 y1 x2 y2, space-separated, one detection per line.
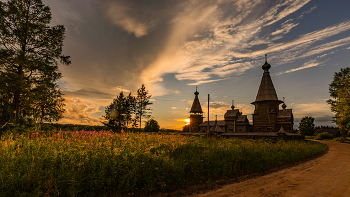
184 118 190 125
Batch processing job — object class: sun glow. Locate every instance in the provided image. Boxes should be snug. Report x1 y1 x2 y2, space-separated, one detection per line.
184 118 190 125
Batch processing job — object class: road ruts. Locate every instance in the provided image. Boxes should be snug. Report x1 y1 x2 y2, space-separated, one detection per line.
190 141 350 197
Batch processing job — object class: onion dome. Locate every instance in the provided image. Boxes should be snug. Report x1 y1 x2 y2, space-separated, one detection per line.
282 103 287 109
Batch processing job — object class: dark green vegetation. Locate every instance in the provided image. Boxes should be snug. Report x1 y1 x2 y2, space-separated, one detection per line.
0 131 328 197
315 132 334 140
327 67 350 137
102 84 152 132
0 0 70 126
144 119 160 133
298 116 315 136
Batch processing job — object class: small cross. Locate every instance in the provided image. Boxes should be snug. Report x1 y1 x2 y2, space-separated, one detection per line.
265 54 267 62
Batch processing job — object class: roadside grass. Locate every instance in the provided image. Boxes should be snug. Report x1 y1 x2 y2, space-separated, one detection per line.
0 131 328 196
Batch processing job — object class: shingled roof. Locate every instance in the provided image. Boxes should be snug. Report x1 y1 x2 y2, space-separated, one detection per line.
278 109 293 118
190 88 203 113
254 60 279 102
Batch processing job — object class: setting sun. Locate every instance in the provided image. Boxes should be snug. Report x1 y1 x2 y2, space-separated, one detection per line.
184 118 190 125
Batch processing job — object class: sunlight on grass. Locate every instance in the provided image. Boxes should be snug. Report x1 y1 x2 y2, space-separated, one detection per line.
0 131 328 196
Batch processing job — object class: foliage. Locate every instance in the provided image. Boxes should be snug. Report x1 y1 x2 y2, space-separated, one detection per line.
135 84 153 131
315 132 334 140
298 116 315 136
0 0 70 125
0 131 328 196
332 137 350 144
102 91 128 132
144 119 160 132
102 84 152 132
327 67 350 137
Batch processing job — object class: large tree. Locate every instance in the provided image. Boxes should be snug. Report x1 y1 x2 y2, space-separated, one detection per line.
327 67 350 137
298 116 315 136
102 91 127 132
0 0 70 124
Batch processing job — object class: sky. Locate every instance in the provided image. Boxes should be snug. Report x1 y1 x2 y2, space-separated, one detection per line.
43 0 350 130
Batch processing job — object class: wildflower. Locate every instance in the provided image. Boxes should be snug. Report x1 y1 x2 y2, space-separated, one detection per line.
57 133 60 137
16 133 19 136
123 134 125 137
31 135 34 138
121 130 124 133
36 132 38 135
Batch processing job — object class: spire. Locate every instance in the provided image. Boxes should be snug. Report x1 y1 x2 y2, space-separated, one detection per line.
254 55 278 102
262 54 271 72
190 87 203 113
231 100 235 110
210 115 224 132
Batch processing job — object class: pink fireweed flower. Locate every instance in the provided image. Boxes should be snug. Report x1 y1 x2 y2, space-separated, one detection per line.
16 133 19 136
123 134 125 137
57 133 60 137
121 130 124 133
31 135 34 138
36 132 38 135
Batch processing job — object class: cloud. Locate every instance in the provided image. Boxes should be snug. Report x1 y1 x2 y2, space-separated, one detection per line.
112 86 131 93
275 59 323 75
105 3 149 37
173 90 181 94
138 0 350 94
292 102 334 119
171 107 177 110
59 97 103 125
271 21 299 36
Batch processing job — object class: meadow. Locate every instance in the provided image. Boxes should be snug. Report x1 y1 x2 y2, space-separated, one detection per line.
0 130 328 196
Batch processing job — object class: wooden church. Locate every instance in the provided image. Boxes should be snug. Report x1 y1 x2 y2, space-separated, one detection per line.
184 56 294 134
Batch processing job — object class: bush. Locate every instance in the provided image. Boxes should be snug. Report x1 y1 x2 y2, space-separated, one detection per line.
315 132 334 140
144 119 160 132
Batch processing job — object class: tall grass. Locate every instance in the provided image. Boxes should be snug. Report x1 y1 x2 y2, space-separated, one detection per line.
0 131 328 196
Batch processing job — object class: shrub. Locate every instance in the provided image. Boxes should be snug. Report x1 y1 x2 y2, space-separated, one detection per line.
315 132 334 140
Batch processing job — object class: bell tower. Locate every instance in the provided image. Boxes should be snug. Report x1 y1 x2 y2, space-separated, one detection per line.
189 87 204 132
251 55 283 132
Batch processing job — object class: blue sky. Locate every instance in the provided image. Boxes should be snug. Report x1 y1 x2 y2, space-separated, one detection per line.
44 0 350 129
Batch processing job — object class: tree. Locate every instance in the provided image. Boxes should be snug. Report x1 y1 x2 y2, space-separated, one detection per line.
298 116 315 136
144 119 160 133
327 67 350 137
32 80 65 129
102 91 127 132
124 92 136 130
0 0 70 124
135 84 152 132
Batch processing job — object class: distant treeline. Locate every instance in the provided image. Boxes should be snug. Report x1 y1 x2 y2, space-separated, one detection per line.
40 123 181 133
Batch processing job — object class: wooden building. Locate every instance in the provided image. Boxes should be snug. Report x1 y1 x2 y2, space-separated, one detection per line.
251 57 294 133
184 56 293 134
198 105 250 133
184 87 204 133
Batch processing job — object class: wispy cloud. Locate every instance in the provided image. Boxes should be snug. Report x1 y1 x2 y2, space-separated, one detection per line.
139 0 350 93
275 59 323 75
105 3 149 37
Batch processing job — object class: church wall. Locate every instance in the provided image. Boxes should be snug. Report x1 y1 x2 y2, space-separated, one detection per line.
253 101 280 132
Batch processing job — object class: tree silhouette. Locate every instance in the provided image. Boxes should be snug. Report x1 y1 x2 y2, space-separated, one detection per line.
0 0 70 125
327 67 350 137
135 84 152 132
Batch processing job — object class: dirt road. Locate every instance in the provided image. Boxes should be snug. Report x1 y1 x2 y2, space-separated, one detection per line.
190 141 350 197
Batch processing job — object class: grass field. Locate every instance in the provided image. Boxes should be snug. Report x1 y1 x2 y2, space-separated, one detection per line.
0 130 328 196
